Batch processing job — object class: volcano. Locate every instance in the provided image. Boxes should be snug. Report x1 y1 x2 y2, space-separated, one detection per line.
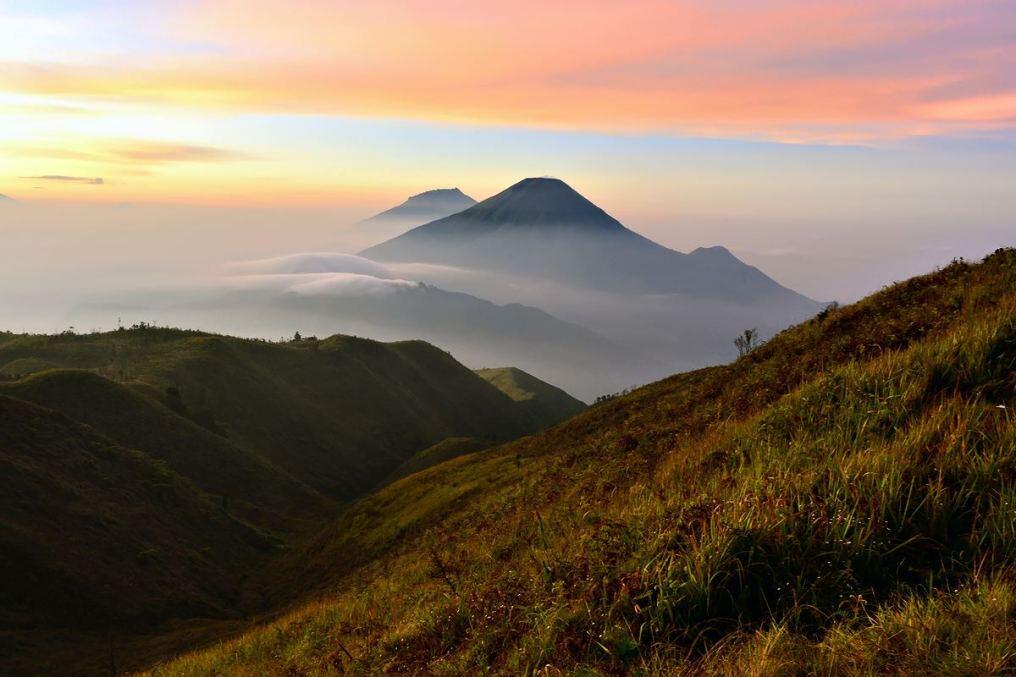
360 188 476 227
362 177 815 303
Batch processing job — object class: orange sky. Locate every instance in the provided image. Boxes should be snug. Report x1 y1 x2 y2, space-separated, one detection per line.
0 0 1014 204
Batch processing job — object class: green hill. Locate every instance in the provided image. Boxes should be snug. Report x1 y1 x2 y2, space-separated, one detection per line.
0 369 327 532
0 331 587 674
0 394 275 674
150 249 1016 675
383 436 493 485
0 356 61 376
0 331 568 500
380 369 584 487
476 366 587 422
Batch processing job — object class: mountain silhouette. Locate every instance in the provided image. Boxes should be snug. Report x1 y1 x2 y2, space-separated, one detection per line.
390 178 623 235
362 178 813 302
360 188 476 225
349 188 478 249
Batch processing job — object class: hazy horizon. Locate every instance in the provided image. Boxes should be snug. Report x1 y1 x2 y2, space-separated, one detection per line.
1 167 1011 338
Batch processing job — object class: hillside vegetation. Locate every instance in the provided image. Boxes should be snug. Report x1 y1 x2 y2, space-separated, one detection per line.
0 395 274 674
151 249 1015 675
477 366 588 420
0 331 583 674
383 437 494 486
0 369 325 531
0 331 564 500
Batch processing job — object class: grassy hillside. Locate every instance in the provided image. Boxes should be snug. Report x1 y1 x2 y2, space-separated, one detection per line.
0 395 276 674
383 437 493 485
0 369 327 532
476 366 587 420
0 356 61 375
0 331 589 673
150 248 1016 675
0 331 565 500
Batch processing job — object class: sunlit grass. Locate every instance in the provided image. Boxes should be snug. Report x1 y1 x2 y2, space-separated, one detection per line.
151 249 1016 674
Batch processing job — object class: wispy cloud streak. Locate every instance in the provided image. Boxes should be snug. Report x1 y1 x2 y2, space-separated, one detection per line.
21 175 104 185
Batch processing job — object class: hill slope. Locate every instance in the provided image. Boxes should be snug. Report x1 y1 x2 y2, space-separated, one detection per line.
476 366 587 420
383 368 585 484
222 280 655 400
350 188 477 247
0 394 273 669
0 331 590 673
360 188 476 226
382 436 494 485
0 330 570 500
362 178 814 304
0 369 326 531
155 248 1016 675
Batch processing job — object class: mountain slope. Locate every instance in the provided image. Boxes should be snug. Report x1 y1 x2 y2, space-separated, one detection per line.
361 188 476 226
382 366 585 485
476 366 587 421
155 248 1016 675
0 394 272 635
0 369 327 531
0 329 572 499
362 178 814 303
351 188 477 247
382 436 493 485
208 280 658 400
0 330 591 674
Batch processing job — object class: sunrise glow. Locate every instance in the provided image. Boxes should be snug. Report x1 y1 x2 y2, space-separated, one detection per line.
2 0 1014 205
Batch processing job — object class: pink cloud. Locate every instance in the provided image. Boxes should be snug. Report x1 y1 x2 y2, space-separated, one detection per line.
2 0 1013 142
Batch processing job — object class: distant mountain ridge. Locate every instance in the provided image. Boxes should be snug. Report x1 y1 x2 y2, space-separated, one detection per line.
348 187 478 250
271 282 657 401
359 188 476 225
194 276 655 400
394 178 621 234
362 177 815 303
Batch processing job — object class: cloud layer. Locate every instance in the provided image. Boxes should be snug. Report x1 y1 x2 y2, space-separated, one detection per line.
284 274 418 297
226 253 395 277
224 253 417 298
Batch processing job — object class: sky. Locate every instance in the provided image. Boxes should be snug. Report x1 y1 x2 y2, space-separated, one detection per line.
0 0 1014 301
